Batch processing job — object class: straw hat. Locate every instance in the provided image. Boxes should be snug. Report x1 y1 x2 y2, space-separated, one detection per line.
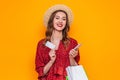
43 4 73 27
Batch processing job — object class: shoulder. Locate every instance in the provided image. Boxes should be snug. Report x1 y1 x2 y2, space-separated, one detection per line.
69 37 78 44
68 37 78 49
37 38 46 48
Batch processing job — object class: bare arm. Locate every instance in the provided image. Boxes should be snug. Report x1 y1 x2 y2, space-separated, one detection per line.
69 56 78 66
43 50 56 75
43 60 54 75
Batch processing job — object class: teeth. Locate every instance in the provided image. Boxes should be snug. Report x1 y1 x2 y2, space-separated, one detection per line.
57 24 63 27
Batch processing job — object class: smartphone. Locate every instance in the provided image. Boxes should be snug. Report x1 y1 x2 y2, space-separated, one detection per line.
74 44 81 50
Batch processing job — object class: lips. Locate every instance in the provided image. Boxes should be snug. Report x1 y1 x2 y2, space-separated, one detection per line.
57 23 63 27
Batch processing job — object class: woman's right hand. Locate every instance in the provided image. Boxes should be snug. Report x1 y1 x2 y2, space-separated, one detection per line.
49 49 56 63
43 50 56 75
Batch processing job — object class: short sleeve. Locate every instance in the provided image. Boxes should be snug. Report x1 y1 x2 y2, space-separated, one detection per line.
35 40 45 77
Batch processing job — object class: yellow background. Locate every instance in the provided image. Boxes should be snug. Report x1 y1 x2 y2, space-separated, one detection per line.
0 0 120 80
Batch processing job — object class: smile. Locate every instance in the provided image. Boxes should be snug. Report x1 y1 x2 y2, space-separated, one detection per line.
57 23 63 27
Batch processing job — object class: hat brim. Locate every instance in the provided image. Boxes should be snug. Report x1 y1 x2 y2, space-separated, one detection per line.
43 4 73 27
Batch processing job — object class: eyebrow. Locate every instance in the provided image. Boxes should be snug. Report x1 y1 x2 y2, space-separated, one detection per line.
55 15 66 18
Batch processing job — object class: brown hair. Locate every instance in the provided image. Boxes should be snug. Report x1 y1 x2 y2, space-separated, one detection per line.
45 10 70 48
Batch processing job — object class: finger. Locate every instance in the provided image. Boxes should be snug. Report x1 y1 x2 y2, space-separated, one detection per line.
71 53 77 57
71 52 74 56
52 51 56 56
72 49 78 53
52 54 55 57
49 52 55 57
69 51 73 55
70 49 74 53
72 49 78 54
71 49 76 54
70 52 75 56
73 49 79 55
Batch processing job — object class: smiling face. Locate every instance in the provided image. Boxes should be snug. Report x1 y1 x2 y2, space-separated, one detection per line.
46 10 70 42
53 11 67 31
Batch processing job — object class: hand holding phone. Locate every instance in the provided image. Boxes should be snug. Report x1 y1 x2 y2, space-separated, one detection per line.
74 44 81 50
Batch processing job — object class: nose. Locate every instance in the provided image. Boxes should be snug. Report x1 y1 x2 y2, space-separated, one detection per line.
59 19 63 23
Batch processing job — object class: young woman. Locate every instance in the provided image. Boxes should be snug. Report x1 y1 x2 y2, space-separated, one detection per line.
35 4 80 80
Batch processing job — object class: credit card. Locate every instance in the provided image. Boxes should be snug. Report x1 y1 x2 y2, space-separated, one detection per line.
45 41 56 49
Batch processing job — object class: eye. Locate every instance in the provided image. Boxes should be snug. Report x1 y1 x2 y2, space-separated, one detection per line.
55 16 59 19
63 18 66 21
55 17 59 19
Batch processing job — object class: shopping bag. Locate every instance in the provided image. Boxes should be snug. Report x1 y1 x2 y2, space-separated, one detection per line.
66 65 88 80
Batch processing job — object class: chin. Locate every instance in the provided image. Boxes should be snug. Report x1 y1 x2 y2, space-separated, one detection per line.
54 26 65 31
54 28 63 32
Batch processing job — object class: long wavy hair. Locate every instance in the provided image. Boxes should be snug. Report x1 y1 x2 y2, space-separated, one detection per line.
45 10 70 48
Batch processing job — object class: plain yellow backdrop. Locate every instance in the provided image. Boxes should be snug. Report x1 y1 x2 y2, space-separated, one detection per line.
0 0 120 80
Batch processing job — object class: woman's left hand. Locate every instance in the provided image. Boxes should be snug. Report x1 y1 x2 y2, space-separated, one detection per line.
69 49 78 58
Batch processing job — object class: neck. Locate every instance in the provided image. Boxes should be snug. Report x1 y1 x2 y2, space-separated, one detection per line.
51 30 62 41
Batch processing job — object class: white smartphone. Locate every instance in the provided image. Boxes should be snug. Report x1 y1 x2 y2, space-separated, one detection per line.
74 44 81 50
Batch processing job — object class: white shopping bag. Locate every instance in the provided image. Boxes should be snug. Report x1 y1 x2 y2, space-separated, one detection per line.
66 65 88 80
